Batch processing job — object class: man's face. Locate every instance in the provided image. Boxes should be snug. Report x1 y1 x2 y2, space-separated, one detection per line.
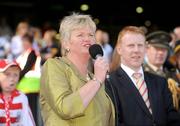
146 45 168 67
117 33 146 70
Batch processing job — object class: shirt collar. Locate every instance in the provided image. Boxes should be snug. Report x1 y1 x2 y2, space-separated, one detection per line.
121 63 144 78
147 61 163 72
0 89 20 99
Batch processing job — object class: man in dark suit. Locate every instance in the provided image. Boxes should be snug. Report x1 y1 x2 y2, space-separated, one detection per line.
106 26 180 126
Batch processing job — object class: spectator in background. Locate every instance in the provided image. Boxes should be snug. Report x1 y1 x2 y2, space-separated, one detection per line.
95 29 113 63
102 31 113 63
0 17 12 59
144 31 175 78
30 27 43 53
11 21 29 59
40 29 61 65
0 36 10 59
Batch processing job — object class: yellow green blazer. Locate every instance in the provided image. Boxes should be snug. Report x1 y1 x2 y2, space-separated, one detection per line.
40 57 115 126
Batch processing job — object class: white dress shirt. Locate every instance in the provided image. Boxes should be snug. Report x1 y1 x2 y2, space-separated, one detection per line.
121 63 144 89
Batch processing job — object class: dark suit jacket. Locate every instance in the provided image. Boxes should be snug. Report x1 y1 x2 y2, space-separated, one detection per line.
105 67 180 126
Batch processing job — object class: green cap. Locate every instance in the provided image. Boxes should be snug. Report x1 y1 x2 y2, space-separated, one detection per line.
146 31 171 49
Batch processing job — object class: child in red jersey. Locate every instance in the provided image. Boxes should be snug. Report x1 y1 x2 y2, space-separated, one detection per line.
0 59 36 126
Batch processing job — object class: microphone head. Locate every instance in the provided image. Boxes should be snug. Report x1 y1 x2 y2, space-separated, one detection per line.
89 44 103 59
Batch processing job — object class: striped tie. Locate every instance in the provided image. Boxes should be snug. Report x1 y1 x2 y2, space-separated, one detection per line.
132 73 152 114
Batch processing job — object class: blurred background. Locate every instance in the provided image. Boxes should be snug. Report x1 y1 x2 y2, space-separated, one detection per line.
0 0 179 46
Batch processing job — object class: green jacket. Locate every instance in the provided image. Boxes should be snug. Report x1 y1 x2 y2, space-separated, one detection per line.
40 57 115 126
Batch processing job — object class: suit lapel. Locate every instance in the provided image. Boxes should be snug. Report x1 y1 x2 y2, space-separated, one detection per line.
117 68 152 118
144 72 158 118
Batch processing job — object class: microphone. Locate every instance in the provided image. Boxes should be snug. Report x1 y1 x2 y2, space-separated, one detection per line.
89 44 109 79
89 44 103 59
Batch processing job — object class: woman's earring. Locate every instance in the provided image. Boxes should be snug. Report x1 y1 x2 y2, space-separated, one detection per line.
64 48 70 56
66 48 70 53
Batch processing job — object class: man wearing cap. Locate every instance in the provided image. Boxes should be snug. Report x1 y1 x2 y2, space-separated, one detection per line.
144 30 175 78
